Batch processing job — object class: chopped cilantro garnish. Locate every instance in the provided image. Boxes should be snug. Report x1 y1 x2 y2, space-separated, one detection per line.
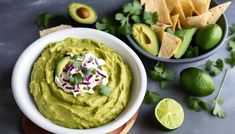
99 85 111 96
69 73 84 85
72 60 82 68
82 68 95 75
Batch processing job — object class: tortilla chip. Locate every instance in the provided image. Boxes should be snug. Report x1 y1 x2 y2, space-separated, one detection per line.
144 0 172 25
191 0 210 14
165 0 176 12
171 0 187 27
187 1 231 27
177 20 182 30
152 22 171 41
158 32 182 58
39 24 72 37
170 14 179 31
207 1 231 24
187 11 212 27
179 0 195 17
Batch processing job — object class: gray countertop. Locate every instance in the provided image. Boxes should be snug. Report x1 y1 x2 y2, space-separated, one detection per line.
0 0 234 133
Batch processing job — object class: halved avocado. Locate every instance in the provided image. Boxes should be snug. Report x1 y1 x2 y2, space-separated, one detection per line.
132 23 159 55
68 2 97 24
55 56 71 77
174 27 197 59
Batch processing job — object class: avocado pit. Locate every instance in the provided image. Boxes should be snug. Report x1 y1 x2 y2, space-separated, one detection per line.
76 7 90 19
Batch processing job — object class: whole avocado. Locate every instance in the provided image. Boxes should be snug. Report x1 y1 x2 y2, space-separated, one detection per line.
180 67 215 96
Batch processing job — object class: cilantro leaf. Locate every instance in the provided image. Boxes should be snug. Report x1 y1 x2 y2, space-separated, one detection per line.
228 40 235 51
212 69 228 118
69 73 84 85
150 62 175 89
185 97 201 112
131 15 141 23
185 97 209 112
229 24 235 33
95 17 117 35
205 59 223 76
123 0 142 15
143 12 158 25
213 100 226 118
115 13 128 25
118 22 132 35
225 51 235 67
72 60 82 68
143 90 162 104
82 68 95 75
99 85 111 96
36 12 55 28
185 46 199 58
159 80 170 89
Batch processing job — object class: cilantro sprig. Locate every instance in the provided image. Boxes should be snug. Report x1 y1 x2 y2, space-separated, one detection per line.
212 69 228 118
185 97 209 112
149 62 175 89
95 17 118 35
225 24 235 67
96 0 157 35
143 90 162 104
205 59 224 76
36 12 55 28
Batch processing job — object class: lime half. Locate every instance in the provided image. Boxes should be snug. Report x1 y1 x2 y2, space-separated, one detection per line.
155 98 184 130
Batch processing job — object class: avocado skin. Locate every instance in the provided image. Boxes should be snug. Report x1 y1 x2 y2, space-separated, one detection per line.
132 23 159 55
68 2 97 25
174 27 197 59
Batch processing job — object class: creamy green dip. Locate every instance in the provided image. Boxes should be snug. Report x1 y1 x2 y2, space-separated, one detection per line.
29 38 132 129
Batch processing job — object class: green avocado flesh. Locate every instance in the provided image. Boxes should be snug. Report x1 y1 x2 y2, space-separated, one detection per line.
174 27 197 59
132 23 159 55
68 2 97 24
55 56 71 77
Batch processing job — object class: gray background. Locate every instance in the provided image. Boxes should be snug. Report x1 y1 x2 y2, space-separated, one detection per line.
0 0 234 133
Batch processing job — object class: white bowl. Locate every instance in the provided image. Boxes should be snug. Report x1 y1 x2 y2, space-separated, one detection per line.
11 28 147 134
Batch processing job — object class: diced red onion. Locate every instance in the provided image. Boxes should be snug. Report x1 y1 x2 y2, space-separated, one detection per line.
74 90 79 92
87 75 92 81
97 70 106 78
65 86 73 90
95 79 99 82
82 81 90 85
62 83 66 86
95 58 99 65
63 78 69 82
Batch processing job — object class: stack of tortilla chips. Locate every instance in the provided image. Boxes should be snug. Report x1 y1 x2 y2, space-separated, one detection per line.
141 0 231 58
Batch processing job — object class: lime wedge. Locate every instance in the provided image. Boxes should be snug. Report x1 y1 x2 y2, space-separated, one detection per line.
155 98 184 130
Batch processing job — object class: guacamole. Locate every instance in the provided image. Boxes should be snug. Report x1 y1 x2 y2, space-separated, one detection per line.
29 38 132 129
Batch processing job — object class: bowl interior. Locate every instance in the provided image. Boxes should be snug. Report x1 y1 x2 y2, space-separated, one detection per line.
11 28 147 134
127 0 228 63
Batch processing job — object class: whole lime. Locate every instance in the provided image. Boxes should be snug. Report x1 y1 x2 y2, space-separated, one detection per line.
180 67 215 96
195 24 222 51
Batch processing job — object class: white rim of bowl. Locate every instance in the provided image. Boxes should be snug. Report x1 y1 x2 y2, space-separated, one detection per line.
11 28 147 134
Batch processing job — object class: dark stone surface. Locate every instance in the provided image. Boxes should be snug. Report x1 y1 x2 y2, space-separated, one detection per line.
0 0 234 133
